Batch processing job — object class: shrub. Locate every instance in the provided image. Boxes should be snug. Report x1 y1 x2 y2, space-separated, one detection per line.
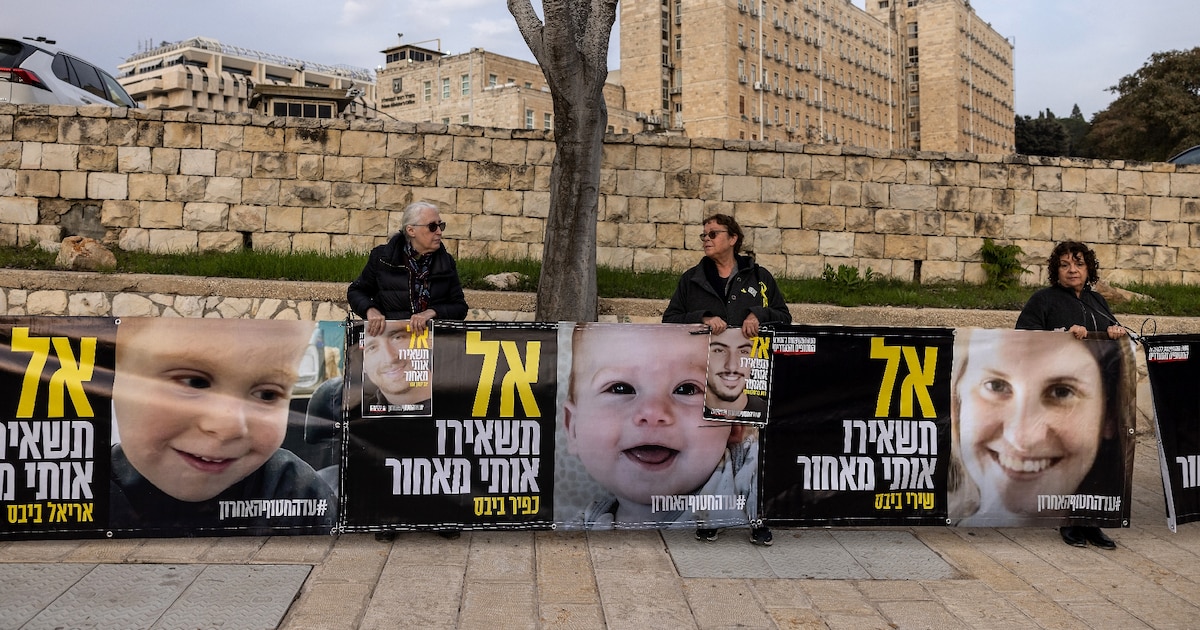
979 238 1029 289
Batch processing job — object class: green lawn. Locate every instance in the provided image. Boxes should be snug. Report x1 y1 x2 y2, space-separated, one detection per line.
5 244 1197 316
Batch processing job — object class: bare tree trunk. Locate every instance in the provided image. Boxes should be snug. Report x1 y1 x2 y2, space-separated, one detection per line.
509 0 617 322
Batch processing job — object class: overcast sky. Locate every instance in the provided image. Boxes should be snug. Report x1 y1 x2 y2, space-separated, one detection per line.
10 0 1200 120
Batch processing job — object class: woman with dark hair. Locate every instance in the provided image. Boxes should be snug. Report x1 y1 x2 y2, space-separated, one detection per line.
1013 240 1128 549
663 213 791 546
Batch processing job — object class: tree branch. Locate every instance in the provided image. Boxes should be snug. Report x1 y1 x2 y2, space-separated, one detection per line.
580 0 618 68
507 0 546 65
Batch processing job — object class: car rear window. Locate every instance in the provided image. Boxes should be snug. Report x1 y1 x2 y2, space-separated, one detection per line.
0 39 35 68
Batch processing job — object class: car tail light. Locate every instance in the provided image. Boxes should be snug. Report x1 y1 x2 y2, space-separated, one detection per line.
0 67 50 91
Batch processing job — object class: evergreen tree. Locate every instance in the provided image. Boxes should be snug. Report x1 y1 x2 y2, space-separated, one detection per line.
1083 47 1200 161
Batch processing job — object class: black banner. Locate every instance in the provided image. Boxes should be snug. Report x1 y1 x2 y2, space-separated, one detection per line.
762 325 953 526
0 317 114 538
342 321 557 530
1144 334 1200 531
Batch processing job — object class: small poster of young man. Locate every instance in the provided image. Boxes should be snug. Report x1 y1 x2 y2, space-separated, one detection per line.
361 320 433 417
703 327 772 426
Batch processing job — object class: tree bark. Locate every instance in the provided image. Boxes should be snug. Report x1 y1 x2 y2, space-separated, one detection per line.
509 0 617 322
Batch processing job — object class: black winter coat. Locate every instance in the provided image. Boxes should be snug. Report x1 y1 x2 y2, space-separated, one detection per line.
662 255 791 327
1015 283 1119 332
347 232 468 321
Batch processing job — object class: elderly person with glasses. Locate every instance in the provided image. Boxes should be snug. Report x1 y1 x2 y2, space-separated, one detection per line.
349 200 468 337
663 212 791 546
348 200 468 542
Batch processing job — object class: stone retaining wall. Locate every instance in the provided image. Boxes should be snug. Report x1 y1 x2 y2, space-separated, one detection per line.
2 104 1200 286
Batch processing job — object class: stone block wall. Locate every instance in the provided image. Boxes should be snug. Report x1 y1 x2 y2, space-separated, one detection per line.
2 104 1199 286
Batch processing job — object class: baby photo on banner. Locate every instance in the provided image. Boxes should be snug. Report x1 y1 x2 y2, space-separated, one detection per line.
0 316 115 539
1142 333 1200 531
342 321 558 532
761 325 953 527
554 323 758 530
947 329 1135 528
109 317 338 537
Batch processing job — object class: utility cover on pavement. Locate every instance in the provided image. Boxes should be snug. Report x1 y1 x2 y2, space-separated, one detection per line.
0 563 310 630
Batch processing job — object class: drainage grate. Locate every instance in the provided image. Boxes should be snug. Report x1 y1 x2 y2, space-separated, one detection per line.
0 563 311 630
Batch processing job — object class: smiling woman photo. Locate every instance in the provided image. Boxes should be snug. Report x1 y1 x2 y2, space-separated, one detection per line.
949 241 1135 549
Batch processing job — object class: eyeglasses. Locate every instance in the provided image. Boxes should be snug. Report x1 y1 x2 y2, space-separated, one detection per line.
413 221 446 233
700 230 728 241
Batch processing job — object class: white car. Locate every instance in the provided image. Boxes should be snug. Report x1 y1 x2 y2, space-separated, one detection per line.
0 35 137 108
1168 145 1200 166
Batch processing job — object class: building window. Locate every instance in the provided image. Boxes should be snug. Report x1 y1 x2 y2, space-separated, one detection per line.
392 78 402 93
907 22 918 37
524 82 532 88
525 109 534 129
461 114 469 123
442 117 451 125
441 77 450 99
272 101 334 118
461 74 470 95
423 80 431 102
488 74 498 87
878 1 889 7
674 34 681 52
543 112 552 130
907 46 919 64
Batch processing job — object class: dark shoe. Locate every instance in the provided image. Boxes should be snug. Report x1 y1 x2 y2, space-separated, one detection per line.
695 528 719 542
750 526 773 546
437 529 461 540
1082 526 1116 550
1059 526 1087 547
374 531 396 542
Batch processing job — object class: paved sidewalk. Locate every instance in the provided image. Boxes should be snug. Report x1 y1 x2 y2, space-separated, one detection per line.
2 435 1198 629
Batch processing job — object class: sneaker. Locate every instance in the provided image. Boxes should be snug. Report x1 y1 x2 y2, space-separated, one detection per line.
750 526 773 546
695 528 719 542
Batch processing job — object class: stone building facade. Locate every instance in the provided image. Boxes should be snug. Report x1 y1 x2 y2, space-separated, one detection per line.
376 44 640 134
117 37 377 119
620 0 1013 153
1 105 1199 287
866 0 1014 154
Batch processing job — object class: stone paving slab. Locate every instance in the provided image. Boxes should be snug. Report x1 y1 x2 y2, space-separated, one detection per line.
663 527 957 580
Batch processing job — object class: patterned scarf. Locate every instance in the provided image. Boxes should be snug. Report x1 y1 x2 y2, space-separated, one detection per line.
404 241 433 315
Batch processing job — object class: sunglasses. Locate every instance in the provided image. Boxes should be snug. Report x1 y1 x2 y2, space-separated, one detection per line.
413 221 446 233
700 230 728 240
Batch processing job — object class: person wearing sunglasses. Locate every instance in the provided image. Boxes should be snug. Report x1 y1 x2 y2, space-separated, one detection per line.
348 200 468 338
348 200 468 542
662 212 791 547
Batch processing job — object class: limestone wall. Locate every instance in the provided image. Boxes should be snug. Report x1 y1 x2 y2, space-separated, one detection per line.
2 105 1199 286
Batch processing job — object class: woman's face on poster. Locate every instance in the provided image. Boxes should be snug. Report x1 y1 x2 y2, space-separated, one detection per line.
957 330 1106 514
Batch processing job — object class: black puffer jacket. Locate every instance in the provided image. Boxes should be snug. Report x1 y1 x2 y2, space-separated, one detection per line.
347 232 468 320
662 255 791 326
1015 283 1118 332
